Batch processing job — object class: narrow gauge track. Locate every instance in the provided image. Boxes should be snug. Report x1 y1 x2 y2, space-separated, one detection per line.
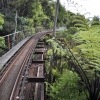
24 54 44 100
0 31 50 100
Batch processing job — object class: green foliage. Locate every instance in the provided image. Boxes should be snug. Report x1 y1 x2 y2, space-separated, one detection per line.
57 3 67 27
0 13 4 30
64 12 89 33
52 68 60 77
20 1 54 29
67 27 77 34
0 37 5 46
72 14 89 31
56 31 73 41
65 11 75 29
0 1 48 34
0 0 27 17
2 15 16 34
17 17 35 31
28 2 47 27
47 38 68 56
0 37 5 54
47 69 86 100
1 14 35 35
46 35 87 99
56 31 67 38
41 0 55 20
91 16 100 26
72 25 100 76
0 0 83 35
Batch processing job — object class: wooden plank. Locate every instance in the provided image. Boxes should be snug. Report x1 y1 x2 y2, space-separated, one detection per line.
34 51 43 54
27 77 45 82
32 60 45 64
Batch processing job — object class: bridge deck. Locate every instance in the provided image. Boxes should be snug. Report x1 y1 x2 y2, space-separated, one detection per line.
0 37 31 68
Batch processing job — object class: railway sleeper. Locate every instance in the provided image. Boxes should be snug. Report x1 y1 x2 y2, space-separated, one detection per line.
27 77 45 82
32 60 45 64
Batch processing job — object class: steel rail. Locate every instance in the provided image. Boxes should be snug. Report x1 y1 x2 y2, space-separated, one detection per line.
10 39 37 100
0 36 35 100
0 36 34 86
0 31 51 100
10 34 42 100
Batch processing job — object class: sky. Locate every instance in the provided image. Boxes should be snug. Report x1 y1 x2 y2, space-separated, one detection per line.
59 0 100 18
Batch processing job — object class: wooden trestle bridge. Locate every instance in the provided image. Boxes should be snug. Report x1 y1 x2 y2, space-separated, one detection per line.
0 31 51 100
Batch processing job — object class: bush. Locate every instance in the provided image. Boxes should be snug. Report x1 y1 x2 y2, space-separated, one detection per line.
0 37 5 47
0 13 4 30
67 27 77 34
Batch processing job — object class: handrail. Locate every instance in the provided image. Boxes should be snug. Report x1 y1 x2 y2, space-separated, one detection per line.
0 29 33 57
2 29 32 38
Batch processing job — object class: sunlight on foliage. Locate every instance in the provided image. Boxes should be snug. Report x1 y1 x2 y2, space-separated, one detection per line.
72 25 100 74
0 13 4 30
47 38 68 56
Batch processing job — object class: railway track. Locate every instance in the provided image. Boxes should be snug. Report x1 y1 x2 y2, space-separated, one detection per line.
0 31 51 100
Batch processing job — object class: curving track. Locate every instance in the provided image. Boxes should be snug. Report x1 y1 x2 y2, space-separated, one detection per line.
0 31 51 100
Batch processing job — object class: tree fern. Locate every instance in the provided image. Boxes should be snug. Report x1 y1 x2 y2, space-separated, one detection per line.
72 14 89 31
72 25 100 74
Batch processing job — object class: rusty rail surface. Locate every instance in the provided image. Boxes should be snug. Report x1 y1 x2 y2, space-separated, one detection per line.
0 31 51 100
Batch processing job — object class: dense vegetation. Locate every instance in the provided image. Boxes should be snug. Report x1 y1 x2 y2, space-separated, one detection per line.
0 0 91 35
0 0 100 100
44 4 100 99
0 0 69 35
45 25 100 100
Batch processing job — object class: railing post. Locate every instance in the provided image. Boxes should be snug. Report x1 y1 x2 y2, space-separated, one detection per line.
8 35 10 50
22 31 25 39
31 29 33 36
16 33 18 44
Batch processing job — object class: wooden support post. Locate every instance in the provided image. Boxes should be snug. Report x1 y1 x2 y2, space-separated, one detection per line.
22 31 25 39
8 36 10 50
16 33 18 44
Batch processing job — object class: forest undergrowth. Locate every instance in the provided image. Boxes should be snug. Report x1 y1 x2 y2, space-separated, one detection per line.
45 25 100 100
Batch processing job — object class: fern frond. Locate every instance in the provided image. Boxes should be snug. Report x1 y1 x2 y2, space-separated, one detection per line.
74 24 87 28
72 19 85 24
